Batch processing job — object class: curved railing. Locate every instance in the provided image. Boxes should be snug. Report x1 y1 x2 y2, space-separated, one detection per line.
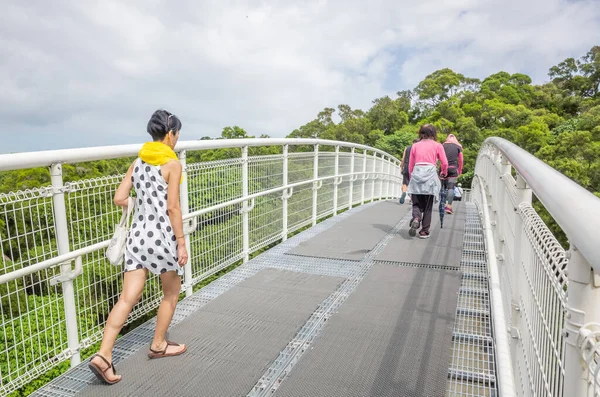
0 139 401 395
472 137 600 397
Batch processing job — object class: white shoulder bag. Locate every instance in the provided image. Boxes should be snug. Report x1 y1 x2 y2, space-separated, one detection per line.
105 197 135 266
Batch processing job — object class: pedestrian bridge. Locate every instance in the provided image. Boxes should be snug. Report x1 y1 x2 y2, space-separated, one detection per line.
0 137 599 397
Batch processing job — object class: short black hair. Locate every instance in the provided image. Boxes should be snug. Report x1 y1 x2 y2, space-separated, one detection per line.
413 138 420 143
147 109 182 141
418 124 437 140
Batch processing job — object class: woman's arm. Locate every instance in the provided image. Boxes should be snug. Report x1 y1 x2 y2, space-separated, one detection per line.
165 161 188 266
408 146 416 176
165 161 184 242
113 162 135 207
458 151 464 175
437 143 449 176
400 148 406 172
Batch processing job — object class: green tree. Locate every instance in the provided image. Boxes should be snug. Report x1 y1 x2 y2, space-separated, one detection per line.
578 105 600 140
221 126 251 139
578 46 600 97
549 46 600 98
414 68 467 105
537 130 600 189
374 129 418 159
366 96 409 134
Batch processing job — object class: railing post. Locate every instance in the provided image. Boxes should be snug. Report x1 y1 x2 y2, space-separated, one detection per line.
282 144 289 241
178 150 193 297
385 157 391 199
396 161 401 198
385 157 389 199
312 144 319 226
361 150 367 204
371 152 377 201
564 247 600 396
348 148 355 209
510 174 532 361
242 146 249 262
381 156 385 200
333 146 339 216
489 151 501 235
496 156 511 262
50 163 80 366
377 154 382 200
393 161 397 199
392 161 397 199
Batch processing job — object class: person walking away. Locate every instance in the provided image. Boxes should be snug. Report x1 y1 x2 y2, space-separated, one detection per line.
441 134 463 214
454 183 463 201
399 139 420 204
407 124 448 239
89 109 189 385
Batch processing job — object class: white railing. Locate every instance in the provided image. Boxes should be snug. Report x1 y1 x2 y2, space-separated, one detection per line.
472 137 600 397
0 138 401 396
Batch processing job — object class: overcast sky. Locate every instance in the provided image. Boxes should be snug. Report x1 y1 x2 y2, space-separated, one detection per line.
1 0 599 154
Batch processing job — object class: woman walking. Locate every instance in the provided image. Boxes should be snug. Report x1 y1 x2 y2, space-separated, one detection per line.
407 124 448 239
441 134 463 215
89 109 189 385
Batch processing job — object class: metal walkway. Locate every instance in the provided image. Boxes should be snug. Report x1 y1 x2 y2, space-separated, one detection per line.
32 200 497 397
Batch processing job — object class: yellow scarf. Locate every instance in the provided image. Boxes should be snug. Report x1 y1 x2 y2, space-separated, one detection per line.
138 142 182 184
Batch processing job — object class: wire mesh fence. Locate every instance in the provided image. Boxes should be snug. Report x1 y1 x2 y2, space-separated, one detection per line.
287 183 313 234
0 141 401 396
189 204 244 282
473 146 569 397
0 189 66 394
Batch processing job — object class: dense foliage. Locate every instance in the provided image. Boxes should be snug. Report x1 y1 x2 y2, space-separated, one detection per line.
288 46 600 243
0 46 599 396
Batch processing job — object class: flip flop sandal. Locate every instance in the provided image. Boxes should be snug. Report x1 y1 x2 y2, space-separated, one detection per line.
148 340 187 359
88 354 121 385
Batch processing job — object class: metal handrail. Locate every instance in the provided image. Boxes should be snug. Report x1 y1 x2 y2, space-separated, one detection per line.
0 241 109 285
482 137 600 272
473 175 516 397
185 171 390 220
0 137 401 395
0 170 399 284
0 138 400 171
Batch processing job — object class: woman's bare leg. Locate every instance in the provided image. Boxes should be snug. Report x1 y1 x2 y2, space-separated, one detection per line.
92 268 147 381
150 271 186 354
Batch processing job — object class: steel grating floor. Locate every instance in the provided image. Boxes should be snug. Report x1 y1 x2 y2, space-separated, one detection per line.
273 263 462 397
447 202 498 397
80 269 344 397
374 201 466 268
287 201 409 261
32 199 498 397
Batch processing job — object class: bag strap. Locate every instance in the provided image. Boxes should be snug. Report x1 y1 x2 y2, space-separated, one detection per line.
117 197 136 227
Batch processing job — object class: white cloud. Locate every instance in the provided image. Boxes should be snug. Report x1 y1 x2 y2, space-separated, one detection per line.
0 0 599 153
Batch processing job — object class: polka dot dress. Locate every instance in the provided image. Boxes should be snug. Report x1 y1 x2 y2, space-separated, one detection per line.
124 159 182 276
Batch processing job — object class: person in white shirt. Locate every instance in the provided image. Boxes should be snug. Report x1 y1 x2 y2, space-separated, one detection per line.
454 183 463 201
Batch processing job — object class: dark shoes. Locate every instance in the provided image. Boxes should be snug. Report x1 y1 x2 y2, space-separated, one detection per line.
409 218 420 237
409 218 431 239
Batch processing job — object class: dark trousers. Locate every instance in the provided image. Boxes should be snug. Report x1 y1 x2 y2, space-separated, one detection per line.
411 194 434 233
441 166 458 205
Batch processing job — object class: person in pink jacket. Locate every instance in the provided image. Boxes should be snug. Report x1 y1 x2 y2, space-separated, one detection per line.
441 134 463 215
407 124 448 238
